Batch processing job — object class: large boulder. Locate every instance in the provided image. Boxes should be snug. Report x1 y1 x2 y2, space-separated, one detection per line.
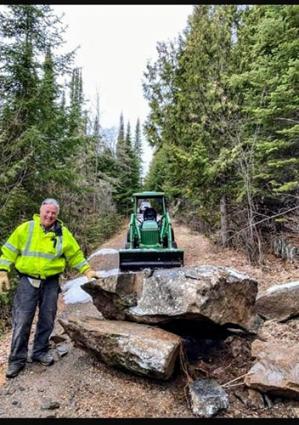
255 280 299 322
82 265 259 331
59 316 181 380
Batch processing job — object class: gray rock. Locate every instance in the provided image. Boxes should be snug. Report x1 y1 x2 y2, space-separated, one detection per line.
188 378 229 417
41 400 60 410
256 280 299 322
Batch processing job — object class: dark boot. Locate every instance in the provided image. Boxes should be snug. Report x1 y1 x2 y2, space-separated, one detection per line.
32 351 54 366
6 363 25 379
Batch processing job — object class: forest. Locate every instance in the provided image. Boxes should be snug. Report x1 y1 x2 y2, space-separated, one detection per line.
143 4 298 264
0 5 298 330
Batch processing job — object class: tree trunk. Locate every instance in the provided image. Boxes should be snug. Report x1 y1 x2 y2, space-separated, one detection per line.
220 194 228 246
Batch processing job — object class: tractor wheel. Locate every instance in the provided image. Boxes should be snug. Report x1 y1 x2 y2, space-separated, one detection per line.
163 228 177 248
133 237 139 249
162 236 168 248
171 228 178 248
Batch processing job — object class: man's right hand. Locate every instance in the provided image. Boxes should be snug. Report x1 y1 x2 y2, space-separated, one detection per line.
0 271 10 292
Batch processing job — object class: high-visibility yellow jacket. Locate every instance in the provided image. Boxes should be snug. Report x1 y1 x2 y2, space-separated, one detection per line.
0 214 90 279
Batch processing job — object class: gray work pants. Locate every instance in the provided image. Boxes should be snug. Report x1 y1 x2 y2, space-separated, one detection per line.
8 275 60 366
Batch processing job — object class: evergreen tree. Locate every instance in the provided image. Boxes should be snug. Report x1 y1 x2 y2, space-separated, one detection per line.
126 121 140 193
68 67 84 136
134 118 143 186
115 112 125 159
0 5 74 234
114 115 140 212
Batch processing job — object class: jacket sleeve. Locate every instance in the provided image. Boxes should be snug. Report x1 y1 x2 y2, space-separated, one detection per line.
0 222 27 272
63 227 90 274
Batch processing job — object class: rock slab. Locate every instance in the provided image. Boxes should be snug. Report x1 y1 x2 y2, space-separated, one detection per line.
245 339 299 400
59 316 181 380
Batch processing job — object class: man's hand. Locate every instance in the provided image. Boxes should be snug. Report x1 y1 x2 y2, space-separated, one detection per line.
84 269 99 280
0 271 10 292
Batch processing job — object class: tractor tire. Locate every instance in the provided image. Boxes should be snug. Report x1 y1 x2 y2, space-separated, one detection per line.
171 228 177 248
163 228 177 248
133 237 139 249
171 228 175 239
162 236 168 248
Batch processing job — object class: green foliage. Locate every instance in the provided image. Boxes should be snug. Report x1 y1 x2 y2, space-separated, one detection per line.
143 5 298 261
114 114 142 213
0 274 18 337
134 118 143 185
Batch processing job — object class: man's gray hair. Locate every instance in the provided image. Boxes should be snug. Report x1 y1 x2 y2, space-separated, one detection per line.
41 198 60 212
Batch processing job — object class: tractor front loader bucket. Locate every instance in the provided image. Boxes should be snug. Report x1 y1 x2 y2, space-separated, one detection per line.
119 248 184 271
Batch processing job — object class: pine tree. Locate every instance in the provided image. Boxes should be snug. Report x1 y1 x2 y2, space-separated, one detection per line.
114 115 141 212
68 67 84 136
116 112 125 159
0 5 74 234
134 118 143 185
126 121 140 193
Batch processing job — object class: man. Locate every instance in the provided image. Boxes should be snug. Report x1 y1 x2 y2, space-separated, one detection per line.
0 198 98 379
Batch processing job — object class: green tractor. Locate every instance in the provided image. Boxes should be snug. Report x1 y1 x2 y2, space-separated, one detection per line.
119 191 184 271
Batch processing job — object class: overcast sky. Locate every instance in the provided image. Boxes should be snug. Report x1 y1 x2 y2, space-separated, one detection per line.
52 5 194 172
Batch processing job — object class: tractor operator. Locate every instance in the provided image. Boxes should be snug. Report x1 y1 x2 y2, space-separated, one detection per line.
0 198 98 379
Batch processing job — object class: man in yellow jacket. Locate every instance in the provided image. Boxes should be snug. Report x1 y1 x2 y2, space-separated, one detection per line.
0 198 98 379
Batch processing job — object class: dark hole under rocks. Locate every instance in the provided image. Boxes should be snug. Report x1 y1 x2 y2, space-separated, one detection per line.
160 319 253 363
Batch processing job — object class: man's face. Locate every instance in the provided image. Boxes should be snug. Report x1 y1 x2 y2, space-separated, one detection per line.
40 204 58 228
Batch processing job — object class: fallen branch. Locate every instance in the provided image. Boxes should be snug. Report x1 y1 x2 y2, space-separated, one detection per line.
224 382 246 388
222 372 251 388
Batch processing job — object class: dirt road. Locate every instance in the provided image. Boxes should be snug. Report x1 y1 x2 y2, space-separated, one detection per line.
0 221 298 418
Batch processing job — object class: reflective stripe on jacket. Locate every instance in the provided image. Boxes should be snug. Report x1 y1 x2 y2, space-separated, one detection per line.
0 214 89 279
